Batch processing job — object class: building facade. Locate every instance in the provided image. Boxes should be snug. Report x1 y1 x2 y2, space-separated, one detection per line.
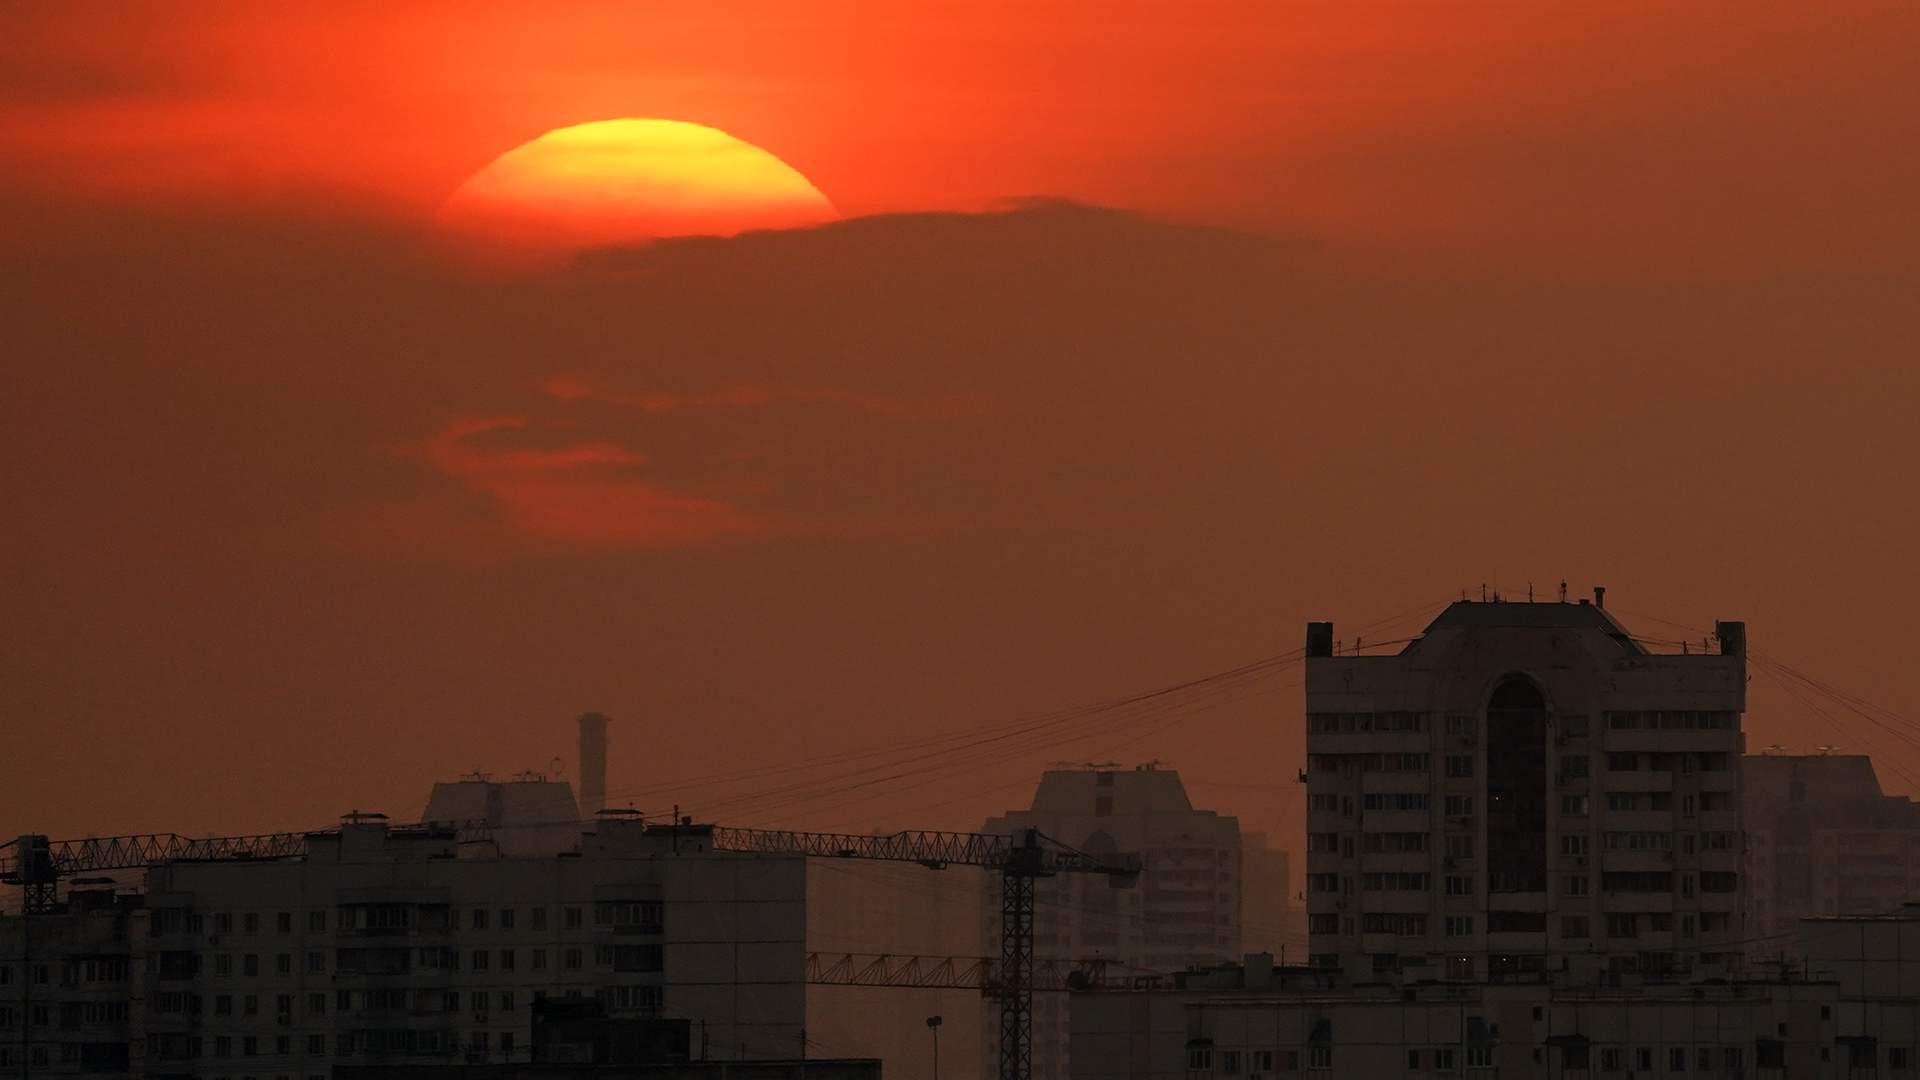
1744 753 1920 952
1070 954 1841 1080
1304 597 1749 984
131 814 807 1080
0 885 139 1080
981 765 1243 1080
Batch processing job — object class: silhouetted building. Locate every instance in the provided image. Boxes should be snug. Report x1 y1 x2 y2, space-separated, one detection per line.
133 812 808 1080
1745 753 1920 952
1304 596 1749 984
1069 953 1838 1079
0 884 139 1080
423 776 583 857
981 764 1242 1080
1237 833 1303 964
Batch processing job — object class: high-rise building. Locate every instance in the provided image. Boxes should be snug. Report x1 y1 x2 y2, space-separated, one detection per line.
980 764 1242 1080
1304 595 1748 983
1744 753 1920 952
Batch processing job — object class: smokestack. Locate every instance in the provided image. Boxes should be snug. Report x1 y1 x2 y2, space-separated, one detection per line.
577 712 611 820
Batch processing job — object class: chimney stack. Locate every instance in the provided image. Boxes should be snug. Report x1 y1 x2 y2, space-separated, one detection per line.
1593 585 1606 609
577 712 611 820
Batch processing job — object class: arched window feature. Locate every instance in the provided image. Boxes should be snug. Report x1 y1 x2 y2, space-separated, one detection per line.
1486 676 1548 895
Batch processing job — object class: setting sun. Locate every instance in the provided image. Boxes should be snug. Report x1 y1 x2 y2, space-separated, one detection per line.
438 118 837 260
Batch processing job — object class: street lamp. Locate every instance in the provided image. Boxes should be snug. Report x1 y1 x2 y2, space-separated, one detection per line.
926 1015 943 1080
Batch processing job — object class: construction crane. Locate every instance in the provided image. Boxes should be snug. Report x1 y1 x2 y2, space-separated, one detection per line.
678 822 1141 1080
2 821 1138 1080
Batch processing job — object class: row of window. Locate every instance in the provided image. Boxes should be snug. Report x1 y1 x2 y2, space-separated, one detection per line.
1605 710 1740 731
1187 1046 1339 1073
153 901 664 938
1306 711 1433 734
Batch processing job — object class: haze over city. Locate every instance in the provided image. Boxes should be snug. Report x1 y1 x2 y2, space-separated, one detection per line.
4 7 1920 1078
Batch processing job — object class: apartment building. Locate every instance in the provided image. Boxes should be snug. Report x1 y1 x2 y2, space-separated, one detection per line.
981 764 1242 1080
0 884 139 1080
1304 595 1749 984
133 813 807 1080
1744 753 1920 951
1070 953 1839 1080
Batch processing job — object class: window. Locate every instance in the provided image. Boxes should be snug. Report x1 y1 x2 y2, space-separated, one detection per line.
1446 834 1474 858
1560 754 1589 779
1467 1048 1492 1069
1561 836 1589 856
276 912 292 934
215 955 233 976
1435 1049 1456 1070
564 948 583 971
276 953 291 975
500 949 515 972
531 949 547 971
1564 875 1589 896
1669 1047 1686 1071
1446 876 1474 896
216 913 234 933
215 994 232 1016
564 907 583 929
1560 794 1589 816
243 913 260 933
1187 1048 1212 1070
306 952 323 974
471 909 488 931
1601 1049 1623 1071
243 994 258 1017
1221 1050 1242 1073
1445 795 1474 817
1607 914 1639 939
244 1037 258 1057
307 1035 325 1056
215 1036 232 1057
1308 1047 1332 1070
1701 871 1739 893
243 954 259 976
531 907 547 931
1308 914 1340 934
1307 832 1339 853
307 911 325 932
1445 916 1473 937
1891 1047 1910 1069
276 1036 290 1056
1445 755 1474 778
1636 1048 1653 1071
306 993 324 1014
500 1033 514 1056
1444 955 1473 980
275 994 292 1016
1561 916 1589 939
1307 794 1340 814
1446 715 1476 737
1407 1050 1420 1070
470 950 488 972
1607 751 1638 771
1253 1051 1273 1071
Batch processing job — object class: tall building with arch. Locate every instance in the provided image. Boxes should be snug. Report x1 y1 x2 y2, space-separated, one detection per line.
1302 595 1748 984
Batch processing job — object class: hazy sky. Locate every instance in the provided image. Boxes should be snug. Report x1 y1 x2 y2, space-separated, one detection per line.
3 3 1918 850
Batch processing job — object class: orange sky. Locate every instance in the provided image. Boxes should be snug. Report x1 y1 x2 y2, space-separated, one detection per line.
3 3 1920 860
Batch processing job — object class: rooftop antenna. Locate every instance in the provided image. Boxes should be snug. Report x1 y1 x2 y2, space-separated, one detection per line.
1479 583 1488 602
1527 583 1534 603
1559 580 1568 602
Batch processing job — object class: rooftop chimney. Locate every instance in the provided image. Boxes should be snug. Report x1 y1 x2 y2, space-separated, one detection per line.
1593 585 1606 609
577 712 611 820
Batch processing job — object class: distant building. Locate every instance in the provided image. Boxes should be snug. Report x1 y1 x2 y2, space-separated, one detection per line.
1744 753 1920 951
981 764 1242 1080
1237 833 1303 964
0 883 139 1080
1070 953 1840 1080
423 776 584 857
1305 596 1749 984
